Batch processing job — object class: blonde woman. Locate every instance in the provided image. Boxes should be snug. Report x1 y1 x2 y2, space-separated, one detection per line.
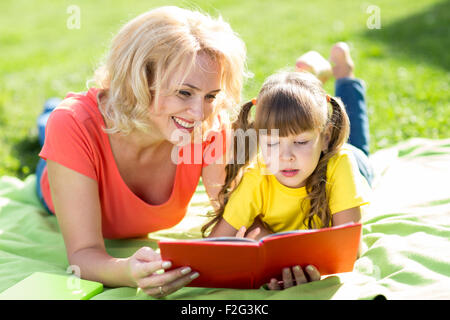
36 6 248 298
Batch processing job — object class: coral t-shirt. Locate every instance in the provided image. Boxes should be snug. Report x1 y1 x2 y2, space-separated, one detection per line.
39 88 226 239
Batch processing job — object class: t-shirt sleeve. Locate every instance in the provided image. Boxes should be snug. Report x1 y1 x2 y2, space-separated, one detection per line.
328 151 371 214
222 170 263 230
38 109 97 181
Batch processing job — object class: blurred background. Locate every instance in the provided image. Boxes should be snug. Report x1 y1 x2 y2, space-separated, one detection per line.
0 0 449 179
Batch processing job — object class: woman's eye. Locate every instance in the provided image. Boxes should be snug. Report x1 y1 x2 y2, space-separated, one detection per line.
267 142 279 147
295 141 308 145
178 90 191 97
205 95 216 102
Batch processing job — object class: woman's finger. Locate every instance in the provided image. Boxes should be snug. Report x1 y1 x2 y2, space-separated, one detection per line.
305 265 321 282
143 270 200 298
137 266 194 289
134 246 161 262
133 259 172 279
292 265 308 285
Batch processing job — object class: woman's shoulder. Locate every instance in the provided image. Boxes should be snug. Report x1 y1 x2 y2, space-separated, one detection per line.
50 88 102 124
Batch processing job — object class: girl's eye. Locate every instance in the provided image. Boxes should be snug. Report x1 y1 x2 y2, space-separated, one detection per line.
267 142 279 147
295 141 308 145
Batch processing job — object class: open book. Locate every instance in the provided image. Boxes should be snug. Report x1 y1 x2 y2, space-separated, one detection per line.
158 222 362 289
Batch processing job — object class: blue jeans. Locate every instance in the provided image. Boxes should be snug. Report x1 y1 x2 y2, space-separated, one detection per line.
335 77 373 185
335 78 370 156
36 98 61 214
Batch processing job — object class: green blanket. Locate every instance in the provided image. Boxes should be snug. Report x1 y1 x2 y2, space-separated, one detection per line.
1 138 449 300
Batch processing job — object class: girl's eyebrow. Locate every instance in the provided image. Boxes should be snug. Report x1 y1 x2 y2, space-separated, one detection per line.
182 83 221 94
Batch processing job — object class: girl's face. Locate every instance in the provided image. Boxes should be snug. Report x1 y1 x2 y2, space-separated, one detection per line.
260 129 329 188
149 52 222 146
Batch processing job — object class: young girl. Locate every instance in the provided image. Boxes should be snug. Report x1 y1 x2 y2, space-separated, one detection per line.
202 70 371 289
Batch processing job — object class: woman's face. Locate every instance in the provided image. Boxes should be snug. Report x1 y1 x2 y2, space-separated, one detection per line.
150 52 222 146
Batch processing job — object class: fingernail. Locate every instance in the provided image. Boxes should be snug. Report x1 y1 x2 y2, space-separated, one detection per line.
306 265 314 272
181 267 191 275
293 265 301 272
162 261 172 268
190 272 199 280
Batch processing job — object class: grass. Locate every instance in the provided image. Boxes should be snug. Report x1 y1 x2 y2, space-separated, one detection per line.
0 0 449 179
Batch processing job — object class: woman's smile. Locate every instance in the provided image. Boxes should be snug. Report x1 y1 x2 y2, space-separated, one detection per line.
172 116 196 132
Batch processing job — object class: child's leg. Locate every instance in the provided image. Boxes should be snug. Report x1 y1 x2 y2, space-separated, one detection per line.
347 143 374 187
335 78 370 156
330 42 370 156
35 97 60 214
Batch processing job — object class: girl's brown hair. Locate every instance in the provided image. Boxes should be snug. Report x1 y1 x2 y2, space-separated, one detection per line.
201 71 349 236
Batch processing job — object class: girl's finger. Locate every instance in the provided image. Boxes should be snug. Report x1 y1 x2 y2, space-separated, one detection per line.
282 267 294 288
305 265 321 282
246 227 261 240
236 226 246 238
267 278 281 290
292 265 307 285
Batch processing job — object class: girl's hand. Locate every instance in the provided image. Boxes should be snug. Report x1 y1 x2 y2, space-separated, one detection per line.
267 265 321 290
127 247 199 298
235 216 273 240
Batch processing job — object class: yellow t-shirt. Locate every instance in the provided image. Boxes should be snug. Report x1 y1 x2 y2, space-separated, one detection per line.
222 145 371 232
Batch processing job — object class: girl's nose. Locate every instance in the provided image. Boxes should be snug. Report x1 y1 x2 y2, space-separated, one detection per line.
280 146 295 162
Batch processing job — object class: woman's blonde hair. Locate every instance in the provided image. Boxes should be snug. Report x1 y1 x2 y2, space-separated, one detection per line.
92 6 249 135
202 71 350 236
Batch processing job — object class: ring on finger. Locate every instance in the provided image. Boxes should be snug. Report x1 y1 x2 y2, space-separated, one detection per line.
159 286 165 295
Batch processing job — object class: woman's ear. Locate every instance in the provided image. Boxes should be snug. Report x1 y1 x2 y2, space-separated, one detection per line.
321 126 332 152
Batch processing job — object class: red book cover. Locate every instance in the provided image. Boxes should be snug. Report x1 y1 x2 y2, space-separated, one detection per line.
158 222 362 289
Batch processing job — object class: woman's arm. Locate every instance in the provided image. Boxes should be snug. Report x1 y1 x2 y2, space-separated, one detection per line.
47 160 133 287
47 160 196 296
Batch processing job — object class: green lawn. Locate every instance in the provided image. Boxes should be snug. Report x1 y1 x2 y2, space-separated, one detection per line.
1 0 449 179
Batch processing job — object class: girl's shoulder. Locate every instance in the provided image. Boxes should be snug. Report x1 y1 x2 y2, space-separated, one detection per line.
239 157 270 185
326 144 363 178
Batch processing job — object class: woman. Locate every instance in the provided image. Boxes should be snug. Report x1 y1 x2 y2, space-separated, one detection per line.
36 6 248 298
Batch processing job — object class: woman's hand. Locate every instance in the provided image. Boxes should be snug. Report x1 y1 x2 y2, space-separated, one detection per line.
267 265 321 290
127 247 199 298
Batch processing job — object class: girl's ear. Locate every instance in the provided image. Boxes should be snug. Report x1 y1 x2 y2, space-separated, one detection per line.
321 125 332 152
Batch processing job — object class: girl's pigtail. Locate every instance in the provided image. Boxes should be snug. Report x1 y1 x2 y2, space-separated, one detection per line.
303 95 350 229
201 101 257 237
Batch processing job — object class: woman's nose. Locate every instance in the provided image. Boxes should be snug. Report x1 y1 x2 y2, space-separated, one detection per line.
187 98 204 121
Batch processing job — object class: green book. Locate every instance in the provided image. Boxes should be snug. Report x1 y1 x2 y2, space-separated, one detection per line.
0 272 103 300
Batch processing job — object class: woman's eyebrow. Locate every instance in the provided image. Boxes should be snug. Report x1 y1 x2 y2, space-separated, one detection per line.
182 83 221 93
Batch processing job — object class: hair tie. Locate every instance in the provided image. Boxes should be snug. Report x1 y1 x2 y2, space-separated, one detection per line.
326 94 331 103
251 98 257 106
